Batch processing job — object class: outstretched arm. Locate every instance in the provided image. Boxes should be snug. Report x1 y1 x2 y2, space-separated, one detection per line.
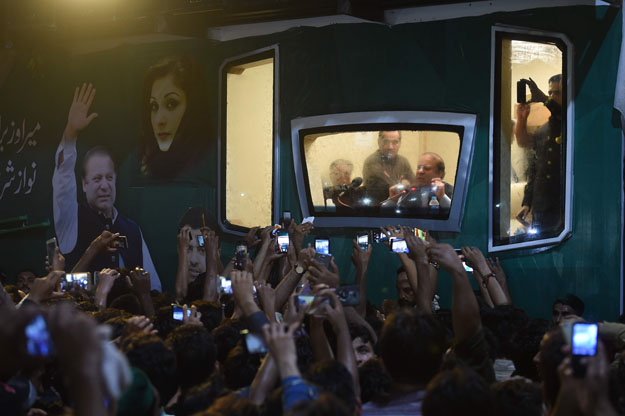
351 239 372 317
53 84 99 255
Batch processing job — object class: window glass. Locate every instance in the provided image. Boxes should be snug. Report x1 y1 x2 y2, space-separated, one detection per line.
224 56 274 229
302 127 461 219
493 34 567 247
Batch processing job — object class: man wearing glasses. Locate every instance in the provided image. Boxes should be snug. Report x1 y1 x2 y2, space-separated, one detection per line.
514 74 564 234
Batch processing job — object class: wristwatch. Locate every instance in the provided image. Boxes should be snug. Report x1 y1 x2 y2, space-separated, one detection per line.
294 263 306 275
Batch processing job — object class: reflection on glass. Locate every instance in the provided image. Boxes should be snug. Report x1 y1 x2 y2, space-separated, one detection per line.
304 129 460 218
495 38 565 245
225 57 274 228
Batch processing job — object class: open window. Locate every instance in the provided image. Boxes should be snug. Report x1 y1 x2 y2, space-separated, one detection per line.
291 111 477 231
218 46 279 234
489 26 573 252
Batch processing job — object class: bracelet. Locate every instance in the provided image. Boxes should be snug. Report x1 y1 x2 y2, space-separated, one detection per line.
481 272 496 288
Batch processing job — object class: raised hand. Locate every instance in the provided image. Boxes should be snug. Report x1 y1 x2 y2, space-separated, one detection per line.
460 246 490 276
94 268 119 309
243 226 262 249
129 267 151 295
64 83 98 140
351 239 372 270
487 257 508 287
307 258 340 288
255 282 277 322
89 230 119 255
526 77 548 103
230 270 258 316
177 225 191 254
288 221 313 254
402 226 428 264
426 243 464 274
182 304 203 326
25 271 64 304
121 316 157 338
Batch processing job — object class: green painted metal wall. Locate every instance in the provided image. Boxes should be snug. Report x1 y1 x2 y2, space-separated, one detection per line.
0 6 621 321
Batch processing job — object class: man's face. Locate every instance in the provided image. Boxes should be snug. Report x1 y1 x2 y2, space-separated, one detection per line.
552 303 576 325
16 271 36 293
352 337 376 367
82 154 116 215
549 80 562 106
396 272 415 305
378 131 401 160
415 154 444 187
187 228 207 279
330 163 352 186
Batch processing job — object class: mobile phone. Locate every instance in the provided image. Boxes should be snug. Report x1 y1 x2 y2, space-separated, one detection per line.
271 224 282 237
197 235 205 247
25 315 54 357
234 242 248 271
282 211 292 229
315 238 330 255
111 236 128 249
454 249 474 273
571 322 598 377
390 238 409 253
46 237 57 264
357 233 369 250
314 252 332 269
372 231 389 243
277 230 290 253
517 79 527 104
297 295 329 315
218 276 233 295
172 304 192 321
244 331 268 354
336 284 361 306
415 228 427 241
61 272 91 291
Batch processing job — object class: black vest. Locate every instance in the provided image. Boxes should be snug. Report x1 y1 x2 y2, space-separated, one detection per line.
64 203 143 273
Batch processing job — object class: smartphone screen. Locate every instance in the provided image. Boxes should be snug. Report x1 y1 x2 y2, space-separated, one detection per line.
234 242 248 271
219 276 233 294
25 315 53 357
415 228 427 241
572 323 598 356
61 272 91 291
277 231 290 253
197 235 205 247
336 284 361 306
315 239 330 255
373 231 389 243
357 233 369 250
46 238 57 263
391 238 409 253
245 332 268 354
172 305 192 321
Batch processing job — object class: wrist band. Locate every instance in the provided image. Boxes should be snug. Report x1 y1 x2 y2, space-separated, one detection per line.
481 272 496 288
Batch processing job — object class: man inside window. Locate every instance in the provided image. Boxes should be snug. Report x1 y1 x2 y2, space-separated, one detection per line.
362 131 415 205
515 74 564 235
52 83 162 291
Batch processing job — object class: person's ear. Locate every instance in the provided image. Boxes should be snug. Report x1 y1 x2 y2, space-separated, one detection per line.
82 178 87 193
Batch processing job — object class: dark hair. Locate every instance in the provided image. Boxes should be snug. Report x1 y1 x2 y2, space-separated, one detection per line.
167 324 217 391
151 291 176 310
421 152 446 176
222 344 262 390
110 293 143 316
192 300 224 333
176 374 229 416
92 307 130 324
212 320 246 364
82 146 115 179
549 74 562 84
379 308 447 385
104 315 129 340
480 305 529 359
305 360 356 414
492 378 543 416
288 393 350 416
120 333 178 404
152 305 183 339
509 318 549 381
139 55 210 179
348 323 375 349
378 130 402 142
358 358 391 404
552 294 584 316
422 365 494 416
178 206 218 232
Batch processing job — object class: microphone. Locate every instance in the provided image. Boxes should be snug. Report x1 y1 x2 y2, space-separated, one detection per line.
339 177 363 197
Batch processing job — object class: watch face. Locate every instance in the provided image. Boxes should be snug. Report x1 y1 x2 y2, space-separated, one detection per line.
295 265 305 274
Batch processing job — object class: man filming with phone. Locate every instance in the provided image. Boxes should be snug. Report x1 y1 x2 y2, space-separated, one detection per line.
52 83 161 291
515 74 564 234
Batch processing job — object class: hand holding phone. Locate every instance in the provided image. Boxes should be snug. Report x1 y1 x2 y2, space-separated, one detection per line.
390 238 409 253
315 238 330 255
111 236 128 249
277 231 290 253
357 232 369 250
234 242 248 271
571 322 598 377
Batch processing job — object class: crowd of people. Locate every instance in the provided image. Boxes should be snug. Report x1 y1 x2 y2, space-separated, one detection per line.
1 215 624 416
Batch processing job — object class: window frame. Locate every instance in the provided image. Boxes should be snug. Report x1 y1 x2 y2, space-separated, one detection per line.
217 45 280 236
488 26 574 252
291 111 477 231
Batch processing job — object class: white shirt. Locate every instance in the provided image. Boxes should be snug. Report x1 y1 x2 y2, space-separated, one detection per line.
52 137 162 291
